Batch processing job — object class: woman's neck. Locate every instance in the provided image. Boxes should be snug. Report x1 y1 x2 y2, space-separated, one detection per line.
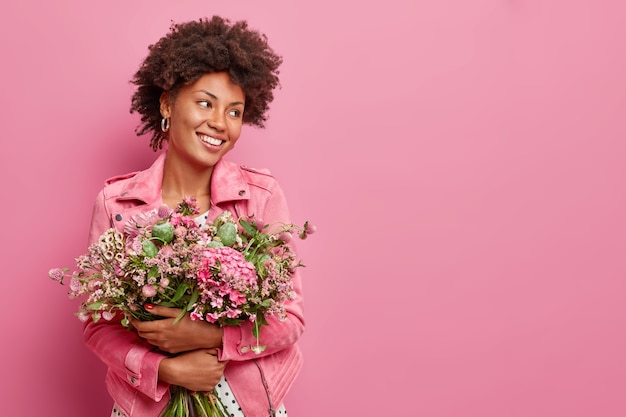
161 152 214 212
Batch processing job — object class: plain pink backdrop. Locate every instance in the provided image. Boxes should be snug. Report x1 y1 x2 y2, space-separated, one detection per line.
1 1 625 416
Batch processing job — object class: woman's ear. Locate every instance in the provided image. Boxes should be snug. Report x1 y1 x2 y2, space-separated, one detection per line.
159 92 171 119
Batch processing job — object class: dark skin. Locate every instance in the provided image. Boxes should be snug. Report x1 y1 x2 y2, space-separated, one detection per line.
131 305 226 392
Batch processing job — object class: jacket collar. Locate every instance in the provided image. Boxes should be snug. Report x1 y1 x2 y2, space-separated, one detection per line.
114 152 250 205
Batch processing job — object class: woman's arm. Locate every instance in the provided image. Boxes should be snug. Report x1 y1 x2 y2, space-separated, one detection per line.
219 177 306 361
83 189 170 401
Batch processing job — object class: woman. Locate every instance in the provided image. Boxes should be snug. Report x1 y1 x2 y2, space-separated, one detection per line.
84 16 304 417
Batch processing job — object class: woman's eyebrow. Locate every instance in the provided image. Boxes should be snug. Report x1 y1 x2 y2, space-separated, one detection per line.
198 89 244 106
198 89 218 100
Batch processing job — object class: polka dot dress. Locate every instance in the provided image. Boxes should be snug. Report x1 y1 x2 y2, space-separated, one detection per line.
111 375 287 416
109 211 288 417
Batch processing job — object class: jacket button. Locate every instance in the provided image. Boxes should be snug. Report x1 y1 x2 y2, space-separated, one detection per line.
115 214 123 221
240 346 249 353
238 190 245 196
128 376 136 385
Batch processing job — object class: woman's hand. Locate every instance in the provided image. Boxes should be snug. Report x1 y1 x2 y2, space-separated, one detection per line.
130 305 224 354
159 348 227 392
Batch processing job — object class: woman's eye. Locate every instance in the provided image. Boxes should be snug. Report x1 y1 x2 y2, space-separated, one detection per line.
199 100 211 108
229 109 241 117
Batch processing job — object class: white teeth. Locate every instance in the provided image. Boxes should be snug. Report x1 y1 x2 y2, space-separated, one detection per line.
200 135 223 146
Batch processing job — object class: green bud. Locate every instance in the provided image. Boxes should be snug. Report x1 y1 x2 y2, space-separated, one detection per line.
142 240 158 257
151 221 175 243
216 222 238 247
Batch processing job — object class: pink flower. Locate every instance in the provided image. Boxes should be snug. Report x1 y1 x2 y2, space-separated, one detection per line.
279 232 292 243
48 268 64 282
305 223 317 235
205 312 221 323
210 297 224 309
226 289 247 306
157 204 172 219
226 308 242 319
127 237 143 254
124 210 160 237
142 284 157 298
102 311 116 321
69 277 81 292
87 279 101 292
190 311 204 321
159 246 174 258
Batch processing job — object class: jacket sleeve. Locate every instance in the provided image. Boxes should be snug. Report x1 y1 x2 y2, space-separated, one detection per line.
83 188 170 401
219 179 306 361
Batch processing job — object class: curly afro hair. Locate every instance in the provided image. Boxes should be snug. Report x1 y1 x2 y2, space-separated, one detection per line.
130 16 283 150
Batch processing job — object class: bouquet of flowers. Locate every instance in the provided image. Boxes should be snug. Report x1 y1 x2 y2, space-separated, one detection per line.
49 197 314 417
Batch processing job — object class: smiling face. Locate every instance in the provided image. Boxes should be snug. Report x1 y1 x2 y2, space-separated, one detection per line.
160 72 246 171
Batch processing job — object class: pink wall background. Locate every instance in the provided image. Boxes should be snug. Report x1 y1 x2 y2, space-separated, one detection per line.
1 1 625 416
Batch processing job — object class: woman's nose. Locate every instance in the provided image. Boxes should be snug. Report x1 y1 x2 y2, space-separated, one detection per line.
207 110 225 131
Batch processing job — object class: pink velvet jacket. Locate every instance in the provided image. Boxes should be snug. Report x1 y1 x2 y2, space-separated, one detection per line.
84 152 305 417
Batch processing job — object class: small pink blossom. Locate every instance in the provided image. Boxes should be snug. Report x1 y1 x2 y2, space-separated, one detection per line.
87 280 101 292
157 204 172 219
190 311 203 321
102 311 116 321
279 232 292 243
226 308 242 319
70 277 81 292
205 312 220 323
142 284 157 298
305 223 317 235
159 246 174 258
48 268 64 282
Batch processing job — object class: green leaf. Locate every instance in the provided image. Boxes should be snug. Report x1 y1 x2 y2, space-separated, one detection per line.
252 321 260 339
257 312 268 326
86 302 103 310
158 302 177 308
186 289 199 312
170 282 190 303
147 266 159 279
239 219 257 235
172 309 186 325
